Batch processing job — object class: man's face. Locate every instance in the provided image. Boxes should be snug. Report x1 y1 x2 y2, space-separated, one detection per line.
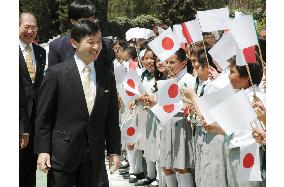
19 13 37 45
71 32 102 64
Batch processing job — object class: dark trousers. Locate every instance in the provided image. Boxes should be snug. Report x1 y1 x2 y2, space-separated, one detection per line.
19 122 37 187
47 145 107 187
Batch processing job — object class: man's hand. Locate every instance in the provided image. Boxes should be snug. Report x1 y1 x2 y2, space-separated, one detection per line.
108 155 120 175
37 153 51 173
202 122 225 135
19 134 29 150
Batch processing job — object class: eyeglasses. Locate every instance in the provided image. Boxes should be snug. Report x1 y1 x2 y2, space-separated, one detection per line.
22 25 38 32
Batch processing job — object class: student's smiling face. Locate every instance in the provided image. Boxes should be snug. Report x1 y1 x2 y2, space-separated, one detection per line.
71 32 102 64
166 54 186 76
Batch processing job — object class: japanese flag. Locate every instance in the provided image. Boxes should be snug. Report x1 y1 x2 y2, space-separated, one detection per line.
197 7 230 32
151 100 183 125
239 141 262 182
157 79 181 105
208 31 237 69
121 118 142 145
181 19 203 44
123 69 142 95
148 28 180 62
236 45 256 66
229 15 259 49
117 85 138 106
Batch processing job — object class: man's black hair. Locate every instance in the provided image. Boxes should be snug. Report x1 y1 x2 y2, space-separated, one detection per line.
68 0 96 21
71 20 100 42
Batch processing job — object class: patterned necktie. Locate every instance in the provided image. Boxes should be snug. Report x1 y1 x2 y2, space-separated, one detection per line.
82 66 95 115
25 45 35 81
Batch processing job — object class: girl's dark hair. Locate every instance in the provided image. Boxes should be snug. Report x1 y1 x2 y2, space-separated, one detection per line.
229 56 263 86
124 46 137 60
112 39 128 51
71 19 100 42
175 48 187 62
68 0 96 21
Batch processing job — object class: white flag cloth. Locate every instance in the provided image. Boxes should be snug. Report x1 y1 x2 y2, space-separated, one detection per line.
126 27 155 41
197 7 230 32
181 19 203 44
236 45 257 66
117 85 138 106
208 31 237 69
235 11 246 19
121 118 142 145
122 69 142 95
209 89 257 135
157 79 181 105
197 85 235 124
229 15 259 49
148 28 180 62
173 24 187 43
151 100 183 125
239 141 262 182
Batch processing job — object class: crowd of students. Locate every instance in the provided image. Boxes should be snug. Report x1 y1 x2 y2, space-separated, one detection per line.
112 30 266 187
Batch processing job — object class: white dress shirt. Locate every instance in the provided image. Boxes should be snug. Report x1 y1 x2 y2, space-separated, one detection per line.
74 54 96 102
19 40 37 72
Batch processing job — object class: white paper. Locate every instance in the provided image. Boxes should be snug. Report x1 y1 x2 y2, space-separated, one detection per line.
148 28 180 62
235 11 245 19
229 15 259 49
197 85 235 124
197 7 230 32
157 79 181 105
208 31 237 69
239 142 262 182
209 89 257 135
151 100 183 125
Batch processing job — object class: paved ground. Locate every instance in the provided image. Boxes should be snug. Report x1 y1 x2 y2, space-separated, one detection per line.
36 158 133 187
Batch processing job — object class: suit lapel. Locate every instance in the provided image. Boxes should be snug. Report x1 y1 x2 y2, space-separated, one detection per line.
90 63 105 118
65 58 89 116
33 44 45 87
19 47 33 83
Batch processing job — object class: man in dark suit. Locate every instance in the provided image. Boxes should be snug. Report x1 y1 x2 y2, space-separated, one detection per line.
35 20 121 187
48 0 115 72
19 70 29 150
19 12 46 187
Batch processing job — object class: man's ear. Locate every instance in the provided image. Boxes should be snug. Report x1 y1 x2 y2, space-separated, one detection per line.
70 39 78 49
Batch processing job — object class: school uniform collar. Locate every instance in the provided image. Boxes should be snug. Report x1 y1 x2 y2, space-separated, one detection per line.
175 68 187 81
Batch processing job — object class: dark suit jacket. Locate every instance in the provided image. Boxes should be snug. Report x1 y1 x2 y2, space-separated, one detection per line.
19 43 46 127
34 57 121 173
48 32 115 72
19 70 29 134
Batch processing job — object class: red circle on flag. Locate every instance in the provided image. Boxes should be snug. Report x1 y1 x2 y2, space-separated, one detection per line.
126 90 135 96
127 127 135 136
162 37 174 50
163 104 174 113
127 79 135 89
243 153 254 168
168 84 178 98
